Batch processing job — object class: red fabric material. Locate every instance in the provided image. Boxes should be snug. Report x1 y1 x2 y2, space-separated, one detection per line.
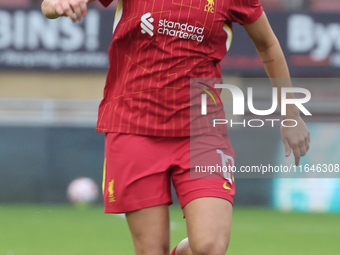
102 133 235 213
96 0 263 137
170 246 178 255
229 0 264 25
98 0 114 8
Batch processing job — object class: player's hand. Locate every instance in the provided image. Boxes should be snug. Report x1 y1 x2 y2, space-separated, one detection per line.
280 116 310 166
54 0 89 22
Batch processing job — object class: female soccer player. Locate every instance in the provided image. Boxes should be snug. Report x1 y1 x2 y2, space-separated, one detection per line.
42 0 310 255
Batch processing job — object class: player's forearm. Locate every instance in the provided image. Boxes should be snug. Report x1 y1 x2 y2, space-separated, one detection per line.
244 13 300 119
41 0 60 19
257 39 290 79
257 41 300 119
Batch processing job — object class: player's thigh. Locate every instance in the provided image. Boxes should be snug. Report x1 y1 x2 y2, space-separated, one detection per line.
183 197 233 255
126 204 170 255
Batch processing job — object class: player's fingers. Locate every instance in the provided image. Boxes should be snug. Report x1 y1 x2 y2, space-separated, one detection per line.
299 143 307 157
305 136 310 152
79 2 88 17
54 2 65 16
71 4 83 21
293 150 301 166
283 138 291 157
291 144 301 166
65 9 77 23
61 1 77 22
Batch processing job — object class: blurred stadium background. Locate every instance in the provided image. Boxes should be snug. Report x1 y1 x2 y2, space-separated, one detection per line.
0 0 339 254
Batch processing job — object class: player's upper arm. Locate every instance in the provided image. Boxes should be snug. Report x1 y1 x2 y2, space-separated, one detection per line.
244 12 279 52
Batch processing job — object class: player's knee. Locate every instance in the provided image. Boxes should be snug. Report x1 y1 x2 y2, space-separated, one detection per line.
190 239 229 255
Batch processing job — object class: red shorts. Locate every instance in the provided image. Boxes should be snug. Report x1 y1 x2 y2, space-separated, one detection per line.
102 133 235 213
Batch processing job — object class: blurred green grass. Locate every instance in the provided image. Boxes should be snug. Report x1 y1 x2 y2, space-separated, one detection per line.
0 205 339 255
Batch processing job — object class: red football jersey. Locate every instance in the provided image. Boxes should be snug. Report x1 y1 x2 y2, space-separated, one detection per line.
97 0 263 136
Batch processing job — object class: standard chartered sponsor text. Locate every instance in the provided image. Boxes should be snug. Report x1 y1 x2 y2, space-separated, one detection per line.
157 19 204 42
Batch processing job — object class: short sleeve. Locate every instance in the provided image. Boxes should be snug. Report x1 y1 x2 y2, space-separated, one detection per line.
98 0 114 8
229 0 263 25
